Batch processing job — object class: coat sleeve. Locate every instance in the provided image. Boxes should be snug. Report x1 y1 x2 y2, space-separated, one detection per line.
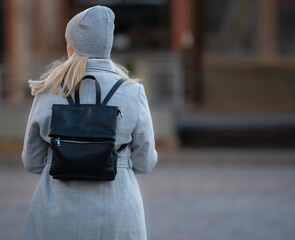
130 84 158 174
22 94 49 174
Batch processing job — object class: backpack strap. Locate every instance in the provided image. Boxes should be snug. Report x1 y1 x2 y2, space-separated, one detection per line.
102 79 125 105
117 144 128 153
61 75 100 105
75 75 101 105
62 77 124 105
61 81 75 105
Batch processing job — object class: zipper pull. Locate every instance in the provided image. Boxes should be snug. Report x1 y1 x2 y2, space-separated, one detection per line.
56 138 61 147
118 109 123 118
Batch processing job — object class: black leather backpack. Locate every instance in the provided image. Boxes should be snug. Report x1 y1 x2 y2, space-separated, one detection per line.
48 75 127 181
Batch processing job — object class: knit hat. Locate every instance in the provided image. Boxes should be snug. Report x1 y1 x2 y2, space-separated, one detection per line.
65 6 115 58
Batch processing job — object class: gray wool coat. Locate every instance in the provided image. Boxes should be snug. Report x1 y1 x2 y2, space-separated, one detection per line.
22 58 158 240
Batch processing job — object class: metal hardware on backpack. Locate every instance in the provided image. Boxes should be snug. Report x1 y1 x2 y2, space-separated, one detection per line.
48 75 127 181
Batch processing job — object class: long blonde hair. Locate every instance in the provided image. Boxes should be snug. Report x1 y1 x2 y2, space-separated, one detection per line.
29 52 138 97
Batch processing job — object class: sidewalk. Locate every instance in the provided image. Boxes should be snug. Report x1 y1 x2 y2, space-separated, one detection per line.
1 150 295 240
141 165 295 240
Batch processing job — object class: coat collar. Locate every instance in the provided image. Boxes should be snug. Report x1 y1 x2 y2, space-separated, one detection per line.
86 58 117 74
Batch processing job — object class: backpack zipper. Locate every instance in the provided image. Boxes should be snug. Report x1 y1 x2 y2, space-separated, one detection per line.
55 138 112 146
118 109 123 118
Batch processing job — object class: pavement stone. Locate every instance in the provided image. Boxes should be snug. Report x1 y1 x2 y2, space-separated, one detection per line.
0 154 295 240
138 165 295 240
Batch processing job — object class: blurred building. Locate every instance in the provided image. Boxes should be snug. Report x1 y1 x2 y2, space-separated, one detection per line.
0 0 295 147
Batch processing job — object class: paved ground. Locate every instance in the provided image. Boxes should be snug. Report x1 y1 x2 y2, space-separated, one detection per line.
1 151 295 240
140 165 295 240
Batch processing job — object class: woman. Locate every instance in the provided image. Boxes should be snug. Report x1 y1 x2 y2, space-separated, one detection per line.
22 6 157 240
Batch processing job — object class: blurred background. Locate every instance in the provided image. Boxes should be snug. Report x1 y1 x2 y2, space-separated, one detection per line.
0 0 295 239
0 0 295 147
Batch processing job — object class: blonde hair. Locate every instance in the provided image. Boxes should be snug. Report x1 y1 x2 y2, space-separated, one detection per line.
29 52 139 97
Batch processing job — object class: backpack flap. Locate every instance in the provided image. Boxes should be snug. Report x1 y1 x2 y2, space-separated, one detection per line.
48 104 119 140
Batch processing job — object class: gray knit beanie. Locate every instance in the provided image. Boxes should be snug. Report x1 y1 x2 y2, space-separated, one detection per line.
65 6 115 58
